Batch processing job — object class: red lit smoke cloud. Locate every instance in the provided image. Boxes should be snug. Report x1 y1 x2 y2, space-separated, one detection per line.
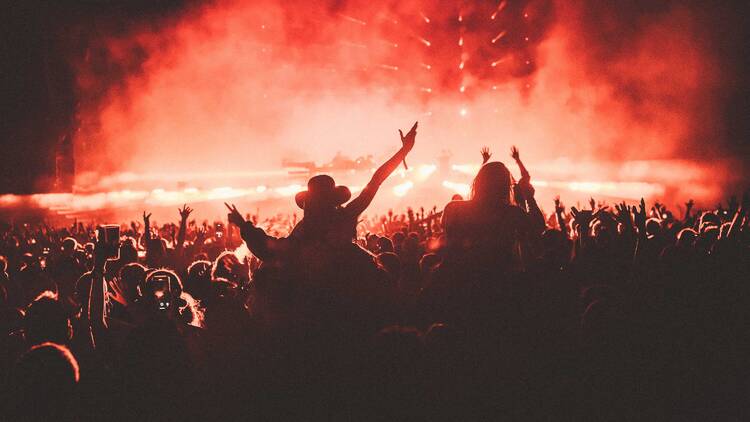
73 0 728 199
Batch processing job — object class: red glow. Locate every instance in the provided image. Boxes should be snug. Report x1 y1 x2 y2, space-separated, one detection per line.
67 0 731 217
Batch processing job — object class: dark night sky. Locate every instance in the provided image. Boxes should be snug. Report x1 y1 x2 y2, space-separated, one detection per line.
0 0 748 193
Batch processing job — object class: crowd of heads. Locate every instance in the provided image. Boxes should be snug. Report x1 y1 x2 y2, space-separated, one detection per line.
0 136 748 420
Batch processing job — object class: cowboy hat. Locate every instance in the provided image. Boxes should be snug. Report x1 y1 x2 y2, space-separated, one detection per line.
295 175 351 209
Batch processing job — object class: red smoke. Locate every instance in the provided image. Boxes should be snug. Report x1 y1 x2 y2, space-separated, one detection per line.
72 0 733 207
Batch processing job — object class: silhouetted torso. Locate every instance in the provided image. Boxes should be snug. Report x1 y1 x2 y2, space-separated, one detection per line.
442 200 526 272
290 208 357 246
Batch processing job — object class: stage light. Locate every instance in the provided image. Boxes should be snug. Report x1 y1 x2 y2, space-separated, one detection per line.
417 164 436 179
275 184 303 197
459 108 468 116
209 187 245 200
442 181 470 197
393 181 414 197
452 164 480 175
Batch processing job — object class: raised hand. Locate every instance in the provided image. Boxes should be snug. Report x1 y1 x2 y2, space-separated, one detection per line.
398 121 418 170
554 196 565 214
142 211 152 240
554 196 567 233
399 121 418 152
194 227 207 244
651 202 664 219
614 201 633 227
510 145 530 182
570 206 594 233
178 204 193 221
634 198 647 233
589 197 596 211
225 203 246 226
480 146 492 164
594 206 615 227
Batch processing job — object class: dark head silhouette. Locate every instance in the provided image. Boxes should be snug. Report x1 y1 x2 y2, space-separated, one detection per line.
470 162 513 205
10 342 80 421
295 174 351 214
24 295 71 346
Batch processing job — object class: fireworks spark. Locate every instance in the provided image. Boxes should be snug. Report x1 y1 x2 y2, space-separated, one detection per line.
491 30 507 43
337 13 366 26
491 57 506 67
490 0 507 20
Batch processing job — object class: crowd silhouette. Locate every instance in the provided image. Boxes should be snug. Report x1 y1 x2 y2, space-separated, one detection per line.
0 123 748 420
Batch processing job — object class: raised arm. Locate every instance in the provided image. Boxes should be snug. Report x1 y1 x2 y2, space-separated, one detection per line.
726 192 747 239
517 179 545 235
87 241 109 351
175 204 193 254
142 211 152 242
683 199 694 223
511 146 530 181
345 122 417 216
226 203 288 261
554 196 568 238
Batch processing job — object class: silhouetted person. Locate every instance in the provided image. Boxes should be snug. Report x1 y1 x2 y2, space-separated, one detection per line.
7 342 80 421
441 147 544 274
226 122 418 262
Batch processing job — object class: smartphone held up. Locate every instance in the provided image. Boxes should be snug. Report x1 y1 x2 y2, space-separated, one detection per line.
96 224 120 261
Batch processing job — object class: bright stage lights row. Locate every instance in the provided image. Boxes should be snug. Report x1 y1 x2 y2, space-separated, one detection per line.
0 171 666 219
